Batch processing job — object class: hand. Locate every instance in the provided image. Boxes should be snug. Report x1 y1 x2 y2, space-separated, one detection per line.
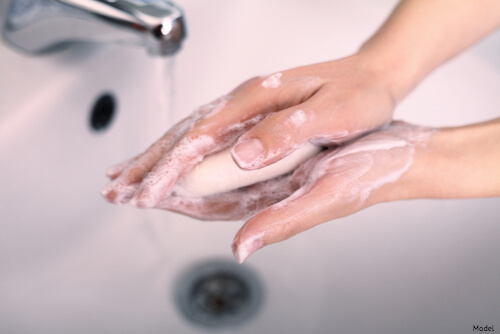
229 117 500 263
231 121 434 262
105 121 435 263
102 54 398 208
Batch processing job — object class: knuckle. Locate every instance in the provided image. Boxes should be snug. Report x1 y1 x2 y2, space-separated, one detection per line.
269 110 306 143
234 76 263 93
278 220 300 240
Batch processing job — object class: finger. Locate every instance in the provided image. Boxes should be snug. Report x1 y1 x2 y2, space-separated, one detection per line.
128 98 263 207
105 157 138 180
101 116 192 203
101 183 140 204
129 132 223 207
230 105 321 170
231 127 421 263
156 194 244 220
156 175 295 221
231 175 351 263
129 75 315 208
229 81 399 171
187 73 316 140
229 93 355 171
101 143 167 204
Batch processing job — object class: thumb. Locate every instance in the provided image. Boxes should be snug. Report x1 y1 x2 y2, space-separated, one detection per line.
231 177 339 263
230 101 351 171
230 106 319 170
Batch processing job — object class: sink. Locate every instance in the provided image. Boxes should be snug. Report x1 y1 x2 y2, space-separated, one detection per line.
1 0 499 333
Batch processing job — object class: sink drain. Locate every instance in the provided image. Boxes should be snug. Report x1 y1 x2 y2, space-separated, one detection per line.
89 92 116 132
174 259 264 328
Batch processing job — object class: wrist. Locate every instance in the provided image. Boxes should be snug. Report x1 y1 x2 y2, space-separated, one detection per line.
355 46 426 104
376 118 500 203
372 125 439 203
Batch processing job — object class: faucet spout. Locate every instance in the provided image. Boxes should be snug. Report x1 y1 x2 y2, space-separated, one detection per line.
3 0 187 57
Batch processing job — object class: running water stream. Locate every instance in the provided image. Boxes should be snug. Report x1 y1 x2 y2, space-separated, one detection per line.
138 56 179 266
153 57 177 127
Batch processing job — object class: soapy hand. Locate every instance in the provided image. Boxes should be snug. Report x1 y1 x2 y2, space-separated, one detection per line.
103 119 434 263
231 121 433 262
102 54 398 207
163 121 433 262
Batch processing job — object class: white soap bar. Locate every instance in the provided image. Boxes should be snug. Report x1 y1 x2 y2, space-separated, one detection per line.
180 143 321 197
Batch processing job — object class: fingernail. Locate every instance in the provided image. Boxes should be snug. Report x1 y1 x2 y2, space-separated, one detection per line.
232 234 265 264
115 184 140 204
129 190 157 208
129 194 147 208
101 187 110 197
105 167 118 178
106 163 127 179
100 186 116 203
232 138 264 167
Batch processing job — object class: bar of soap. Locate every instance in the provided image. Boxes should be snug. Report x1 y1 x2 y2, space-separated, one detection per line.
180 143 321 197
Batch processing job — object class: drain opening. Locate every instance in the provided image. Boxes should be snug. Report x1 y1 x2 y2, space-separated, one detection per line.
89 93 116 132
174 259 264 328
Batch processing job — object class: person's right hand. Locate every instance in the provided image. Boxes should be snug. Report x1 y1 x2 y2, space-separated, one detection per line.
102 54 398 208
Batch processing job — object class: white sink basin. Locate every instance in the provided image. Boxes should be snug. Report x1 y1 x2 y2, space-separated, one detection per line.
1 0 499 333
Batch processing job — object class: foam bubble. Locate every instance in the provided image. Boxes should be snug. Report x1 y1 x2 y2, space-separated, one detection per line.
261 73 282 88
288 109 307 127
281 121 434 211
199 95 231 120
222 114 265 136
131 134 216 207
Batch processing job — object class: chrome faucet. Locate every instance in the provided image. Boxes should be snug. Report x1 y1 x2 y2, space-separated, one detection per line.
2 0 186 57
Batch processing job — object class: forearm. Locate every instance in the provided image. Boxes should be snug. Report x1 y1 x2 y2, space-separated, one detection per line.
358 0 500 101
382 118 500 202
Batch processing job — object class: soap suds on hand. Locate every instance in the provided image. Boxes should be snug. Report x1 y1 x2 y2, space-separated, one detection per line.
261 72 282 88
288 109 307 127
